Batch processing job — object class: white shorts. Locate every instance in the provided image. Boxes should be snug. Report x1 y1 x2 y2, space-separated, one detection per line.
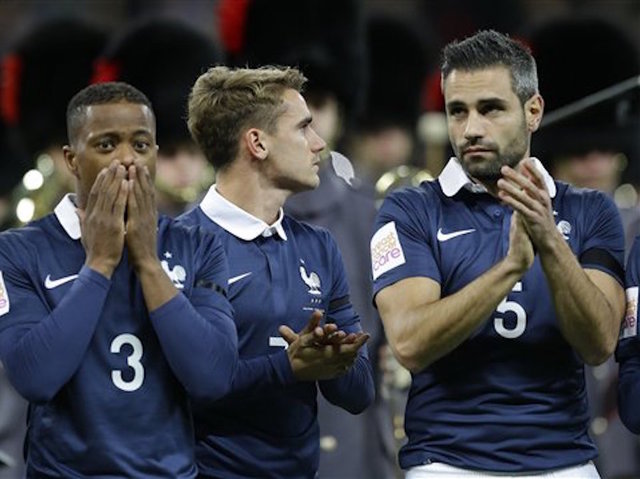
406 461 600 479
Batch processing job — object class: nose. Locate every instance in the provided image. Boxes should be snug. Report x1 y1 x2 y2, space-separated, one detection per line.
309 127 327 153
463 110 485 141
115 143 137 168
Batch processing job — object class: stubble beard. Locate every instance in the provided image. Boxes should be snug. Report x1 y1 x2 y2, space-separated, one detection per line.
459 123 529 183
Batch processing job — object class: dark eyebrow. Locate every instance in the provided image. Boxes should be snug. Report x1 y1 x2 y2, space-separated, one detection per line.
296 115 313 128
446 97 508 111
477 98 508 108
445 100 466 111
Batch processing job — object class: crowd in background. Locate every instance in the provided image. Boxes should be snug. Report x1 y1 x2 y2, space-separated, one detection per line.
0 0 638 477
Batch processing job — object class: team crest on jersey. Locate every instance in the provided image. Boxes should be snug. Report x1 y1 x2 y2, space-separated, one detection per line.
299 260 322 296
556 220 571 240
161 251 186 289
371 221 406 280
622 287 638 339
0 271 9 316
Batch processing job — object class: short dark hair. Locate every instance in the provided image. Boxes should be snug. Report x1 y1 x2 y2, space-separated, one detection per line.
66 81 154 143
441 30 538 104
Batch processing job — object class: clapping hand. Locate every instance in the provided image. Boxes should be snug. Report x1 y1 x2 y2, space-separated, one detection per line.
279 310 370 381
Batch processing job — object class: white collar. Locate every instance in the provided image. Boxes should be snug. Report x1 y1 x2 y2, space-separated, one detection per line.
199 185 288 241
54 194 81 240
438 156 557 198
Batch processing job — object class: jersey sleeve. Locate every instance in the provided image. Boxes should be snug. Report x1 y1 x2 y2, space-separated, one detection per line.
0 234 111 402
149 228 238 402
615 236 640 434
371 189 440 298
177 212 300 397
318 232 375 414
223 351 296 397
579 192 624 285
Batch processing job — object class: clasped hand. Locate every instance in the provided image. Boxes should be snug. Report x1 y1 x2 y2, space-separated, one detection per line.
279 310 370 381
498 158 561 256
78 160 157 278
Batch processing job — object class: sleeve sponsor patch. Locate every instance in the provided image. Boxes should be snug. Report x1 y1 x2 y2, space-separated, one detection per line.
371 221 406 281
0 271 10 316
621 286 638 339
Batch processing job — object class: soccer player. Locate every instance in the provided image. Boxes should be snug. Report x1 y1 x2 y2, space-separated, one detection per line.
0 82 238 477
178 65 374 478
617 239 640 435
371 30 625 478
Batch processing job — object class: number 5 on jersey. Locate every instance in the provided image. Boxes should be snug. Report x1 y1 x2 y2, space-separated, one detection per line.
494 281 527 339
111 333 145 391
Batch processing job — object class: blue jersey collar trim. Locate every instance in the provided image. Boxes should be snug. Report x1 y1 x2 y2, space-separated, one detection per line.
199 185 288 241
438 157 557 198
53 194 81 240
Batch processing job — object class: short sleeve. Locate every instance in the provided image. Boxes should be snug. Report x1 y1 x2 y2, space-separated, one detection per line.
579 192 624 284
371 188 440 298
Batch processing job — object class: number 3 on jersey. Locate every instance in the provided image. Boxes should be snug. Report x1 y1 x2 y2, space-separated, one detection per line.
494 281 527 339
110 333 145 391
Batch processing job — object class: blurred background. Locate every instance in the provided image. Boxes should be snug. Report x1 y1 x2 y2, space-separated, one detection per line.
0 1 638 478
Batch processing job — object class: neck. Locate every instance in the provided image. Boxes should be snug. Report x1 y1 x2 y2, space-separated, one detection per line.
478 179 500 198
215 163 288 225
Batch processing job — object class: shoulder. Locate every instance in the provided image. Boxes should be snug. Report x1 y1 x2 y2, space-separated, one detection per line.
0 216 53 256
386 181 438 203
160 215 224 254
557 181 617 211
283 215 340 257
284 214 333 241
375 183 441 234
0 217 58 278
380 182 441 215
176 206 227 239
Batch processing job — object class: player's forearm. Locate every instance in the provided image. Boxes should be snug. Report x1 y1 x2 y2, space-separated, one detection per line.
385 258 525 373
223 351 297 397
1 267 109 402
149 293 238 401
136 260 180 311
539 236 621 365
318 306 374 412
618 354 640 434
319 351 374 414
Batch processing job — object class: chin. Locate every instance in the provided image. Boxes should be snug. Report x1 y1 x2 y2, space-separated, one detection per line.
304 172 321 189
288 177 318 194
465 163 502 182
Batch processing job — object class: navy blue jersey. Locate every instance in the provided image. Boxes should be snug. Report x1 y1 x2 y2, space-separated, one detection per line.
0 195 237 478
178 187 374 479
617 237 640 434
371 159 624 472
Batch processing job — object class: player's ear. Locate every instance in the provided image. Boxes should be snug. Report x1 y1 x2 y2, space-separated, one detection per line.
62 145 80 178
525 93 544 132
245 128 269 160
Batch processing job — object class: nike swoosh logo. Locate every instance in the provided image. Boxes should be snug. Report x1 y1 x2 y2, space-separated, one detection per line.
228 272 252 285
436 228 476 242
44 274 79 289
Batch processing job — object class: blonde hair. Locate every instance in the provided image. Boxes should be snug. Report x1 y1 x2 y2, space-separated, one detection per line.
188 65 307 170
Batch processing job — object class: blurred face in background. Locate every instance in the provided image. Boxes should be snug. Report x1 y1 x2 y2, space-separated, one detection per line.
552 151 623 194
305 92 341 149
156 142 208 190
154 141 211 215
